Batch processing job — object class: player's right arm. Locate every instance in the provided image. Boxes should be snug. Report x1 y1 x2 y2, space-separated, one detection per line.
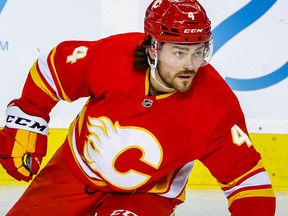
0 41 95 181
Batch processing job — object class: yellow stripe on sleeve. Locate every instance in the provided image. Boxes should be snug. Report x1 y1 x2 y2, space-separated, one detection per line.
49 47 72 102
218 160 265 189
30 61 59 102
227 187 275 207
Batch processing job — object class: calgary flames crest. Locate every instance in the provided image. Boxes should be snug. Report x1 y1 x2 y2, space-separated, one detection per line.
82 116 163 190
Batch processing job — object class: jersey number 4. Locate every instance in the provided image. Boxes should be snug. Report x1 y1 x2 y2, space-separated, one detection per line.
66 46 88 64
231 124 252 147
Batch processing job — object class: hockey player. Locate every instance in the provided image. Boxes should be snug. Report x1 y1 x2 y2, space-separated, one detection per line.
0 0 276 215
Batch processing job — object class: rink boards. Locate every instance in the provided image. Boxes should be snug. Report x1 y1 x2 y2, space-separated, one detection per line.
0 129 287 191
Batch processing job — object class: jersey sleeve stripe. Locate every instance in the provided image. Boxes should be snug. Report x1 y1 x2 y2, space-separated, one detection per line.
221 167 266 191
223 171 272 198
218 160 265 189
48 47 72 102
30 60 59 102
217 159 275 207
227 187 275 207
37 53 61 100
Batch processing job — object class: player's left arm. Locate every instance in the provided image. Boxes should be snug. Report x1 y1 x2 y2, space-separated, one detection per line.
199 106 276 216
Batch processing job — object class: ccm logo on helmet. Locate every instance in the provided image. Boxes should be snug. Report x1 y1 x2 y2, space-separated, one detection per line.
184 29 203 34
6 115 47 132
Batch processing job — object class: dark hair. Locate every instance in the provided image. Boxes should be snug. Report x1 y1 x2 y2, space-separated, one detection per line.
133 36 152 71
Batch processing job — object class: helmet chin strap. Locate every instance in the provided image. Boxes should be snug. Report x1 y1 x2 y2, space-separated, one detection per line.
147 53 175 92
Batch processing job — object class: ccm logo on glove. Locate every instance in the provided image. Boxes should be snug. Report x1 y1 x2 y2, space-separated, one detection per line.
6 116 46 132
5 106 48 135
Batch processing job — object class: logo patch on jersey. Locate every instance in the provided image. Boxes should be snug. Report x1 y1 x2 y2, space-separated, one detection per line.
142 99 153 107
83 117 163 190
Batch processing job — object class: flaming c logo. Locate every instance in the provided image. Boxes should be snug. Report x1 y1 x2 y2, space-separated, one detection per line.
83 117 163 190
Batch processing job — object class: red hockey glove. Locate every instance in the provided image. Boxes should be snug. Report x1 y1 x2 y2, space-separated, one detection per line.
0 106 48 182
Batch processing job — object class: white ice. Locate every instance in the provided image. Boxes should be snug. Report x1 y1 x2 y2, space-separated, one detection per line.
0 186 287 215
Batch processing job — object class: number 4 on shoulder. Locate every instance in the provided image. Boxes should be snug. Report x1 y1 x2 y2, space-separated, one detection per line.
231 124 252 147
67 46 88 64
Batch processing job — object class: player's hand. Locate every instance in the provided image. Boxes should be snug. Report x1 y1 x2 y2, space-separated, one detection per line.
0 105 49 181
0 127 47 182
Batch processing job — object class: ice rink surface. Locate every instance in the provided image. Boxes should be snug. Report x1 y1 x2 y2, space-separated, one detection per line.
1 186 287 215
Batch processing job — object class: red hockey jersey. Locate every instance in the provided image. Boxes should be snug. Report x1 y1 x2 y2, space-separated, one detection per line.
14 32 275 215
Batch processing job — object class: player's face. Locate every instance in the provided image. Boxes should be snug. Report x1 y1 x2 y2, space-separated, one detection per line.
156 43 206 92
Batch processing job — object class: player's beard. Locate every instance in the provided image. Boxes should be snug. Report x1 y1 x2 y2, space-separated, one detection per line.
157 69 197 93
